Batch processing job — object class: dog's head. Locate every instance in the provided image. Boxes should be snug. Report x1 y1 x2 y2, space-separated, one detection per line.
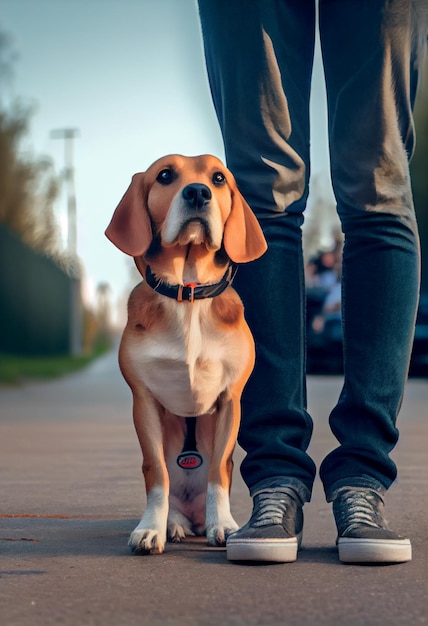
105 154 267 264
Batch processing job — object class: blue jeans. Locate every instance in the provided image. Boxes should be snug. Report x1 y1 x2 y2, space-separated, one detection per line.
198 0 422 503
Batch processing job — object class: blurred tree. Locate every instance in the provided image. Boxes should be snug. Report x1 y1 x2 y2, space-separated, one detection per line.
0 28 60 256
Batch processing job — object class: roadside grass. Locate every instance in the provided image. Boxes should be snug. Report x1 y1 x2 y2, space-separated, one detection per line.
0 343 111 385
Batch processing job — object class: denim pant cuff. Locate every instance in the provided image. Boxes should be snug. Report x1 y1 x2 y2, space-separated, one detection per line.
325 476 387 503
249 476 312 504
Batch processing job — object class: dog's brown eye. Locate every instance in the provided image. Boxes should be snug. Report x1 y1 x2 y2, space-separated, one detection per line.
157 168 174 185
212 172 226 186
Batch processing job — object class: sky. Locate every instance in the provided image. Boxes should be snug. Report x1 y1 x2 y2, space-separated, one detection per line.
0 0 332 323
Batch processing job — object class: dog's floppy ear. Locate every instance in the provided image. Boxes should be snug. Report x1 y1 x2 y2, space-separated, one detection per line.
105 173 152 257
223 185 267 263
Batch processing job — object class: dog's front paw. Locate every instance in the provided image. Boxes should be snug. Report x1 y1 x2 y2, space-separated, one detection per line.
206 483 239 546
206 518 239 546
168 523 194 543
128 528 166 555
167 509 195 543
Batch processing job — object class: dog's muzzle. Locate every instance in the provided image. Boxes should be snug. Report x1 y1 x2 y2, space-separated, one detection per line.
177 184 213 247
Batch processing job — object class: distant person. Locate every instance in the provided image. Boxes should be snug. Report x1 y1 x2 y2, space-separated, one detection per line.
306 239 342 290
198 0 427 563
306 242 342 333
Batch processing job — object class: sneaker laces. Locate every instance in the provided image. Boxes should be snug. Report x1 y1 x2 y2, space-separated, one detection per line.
252 489 295 528
335 488 387 535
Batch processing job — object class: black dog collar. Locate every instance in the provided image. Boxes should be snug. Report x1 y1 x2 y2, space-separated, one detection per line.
145 263 238 303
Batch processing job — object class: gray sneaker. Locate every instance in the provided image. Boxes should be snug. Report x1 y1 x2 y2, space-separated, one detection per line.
226 487 303 562
333 487 412 564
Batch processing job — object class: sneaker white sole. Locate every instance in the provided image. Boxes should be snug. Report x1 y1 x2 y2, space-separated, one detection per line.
338 538 412 564
227 537 299 562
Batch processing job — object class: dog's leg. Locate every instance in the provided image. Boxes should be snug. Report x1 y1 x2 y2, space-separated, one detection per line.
128 392 169 555
204 393 240 546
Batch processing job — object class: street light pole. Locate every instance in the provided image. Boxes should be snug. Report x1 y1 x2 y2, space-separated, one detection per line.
51 128 82 356
51 128 79 256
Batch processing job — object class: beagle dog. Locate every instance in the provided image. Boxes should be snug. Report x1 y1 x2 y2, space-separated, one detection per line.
106 154 266 554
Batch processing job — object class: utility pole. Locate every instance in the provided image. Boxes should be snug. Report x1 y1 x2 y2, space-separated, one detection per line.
51 128 79 256
51 127 81 356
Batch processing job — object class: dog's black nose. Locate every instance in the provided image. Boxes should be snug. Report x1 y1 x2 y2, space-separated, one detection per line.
182 184 212 210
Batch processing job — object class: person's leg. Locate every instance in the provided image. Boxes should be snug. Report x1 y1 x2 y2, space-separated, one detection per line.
198 0 316 561
319 0 422 563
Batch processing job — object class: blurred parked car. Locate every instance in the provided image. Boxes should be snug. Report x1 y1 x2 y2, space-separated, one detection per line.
306 289 428 377
410 293 428 376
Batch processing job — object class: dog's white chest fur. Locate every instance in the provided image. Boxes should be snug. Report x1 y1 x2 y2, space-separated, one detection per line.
127 299 248 417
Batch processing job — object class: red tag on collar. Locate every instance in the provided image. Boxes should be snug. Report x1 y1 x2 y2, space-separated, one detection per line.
177 451 203 469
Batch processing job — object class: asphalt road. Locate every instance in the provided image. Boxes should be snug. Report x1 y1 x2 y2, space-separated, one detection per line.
1 349 427 626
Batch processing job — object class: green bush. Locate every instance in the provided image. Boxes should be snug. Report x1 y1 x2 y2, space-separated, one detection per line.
0 342 111 385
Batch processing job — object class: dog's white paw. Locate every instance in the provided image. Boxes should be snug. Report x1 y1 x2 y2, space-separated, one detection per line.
206 482 239 545
168 523 195 543
167 510 195 543
206 517 239 546
129 487 168 554
128 528 166 555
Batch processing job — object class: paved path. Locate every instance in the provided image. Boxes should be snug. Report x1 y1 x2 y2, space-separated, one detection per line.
1 349 427 626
